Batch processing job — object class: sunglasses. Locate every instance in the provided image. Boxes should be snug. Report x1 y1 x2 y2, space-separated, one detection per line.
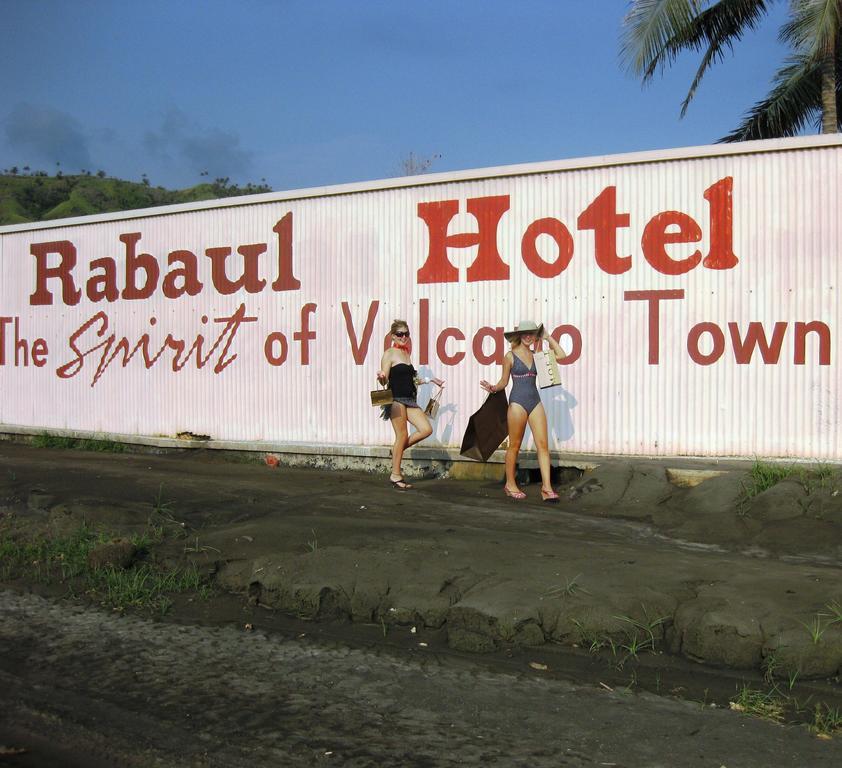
393 331 410 338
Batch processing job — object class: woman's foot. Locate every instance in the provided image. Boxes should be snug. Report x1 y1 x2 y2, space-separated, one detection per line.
390 474 413 490
504 486 527 500
541 487 560 503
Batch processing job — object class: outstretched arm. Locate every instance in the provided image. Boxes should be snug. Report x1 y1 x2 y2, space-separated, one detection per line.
480 354 513 393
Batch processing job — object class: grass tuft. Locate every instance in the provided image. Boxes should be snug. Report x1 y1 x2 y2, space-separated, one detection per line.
737 460 794 514
32 433 125 452
729 685 786 723
542 574 588 599
88 562 205 614
800 612 834 644
810 703 842 738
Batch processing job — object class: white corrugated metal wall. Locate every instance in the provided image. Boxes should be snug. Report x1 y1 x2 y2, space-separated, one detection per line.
1 137 839 459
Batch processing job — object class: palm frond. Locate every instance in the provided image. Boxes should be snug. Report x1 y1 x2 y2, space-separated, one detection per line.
622 0 772 113
781 0 842 60
620 0 701 79
720 53 824 140
677 0 772 114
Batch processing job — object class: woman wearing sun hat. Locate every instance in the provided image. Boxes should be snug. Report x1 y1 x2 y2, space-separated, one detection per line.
480 320 565 502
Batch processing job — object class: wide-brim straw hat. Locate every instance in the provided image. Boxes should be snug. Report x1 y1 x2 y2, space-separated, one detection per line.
503 319 543 342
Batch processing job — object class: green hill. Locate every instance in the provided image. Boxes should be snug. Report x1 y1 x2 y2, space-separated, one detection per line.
0 171 272 226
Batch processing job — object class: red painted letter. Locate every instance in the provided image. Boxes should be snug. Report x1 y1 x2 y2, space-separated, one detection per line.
206 244 267 295
86 257 119 302
703 177 738 270
342 301 379 365
162 250 203 299
30 240 81 306
293 303 317 364
687 322 725 365
416 196 510 284
729 322 787 364
271 213 301 291
472 326 505 365
642 211 702 275
577 187 631 275
794 321 831 365
121 233 160 301
521 218 574 278
624 290 685 364
437 328 466 365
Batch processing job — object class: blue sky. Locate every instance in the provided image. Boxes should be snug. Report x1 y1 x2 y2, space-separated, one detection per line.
0 0 792 192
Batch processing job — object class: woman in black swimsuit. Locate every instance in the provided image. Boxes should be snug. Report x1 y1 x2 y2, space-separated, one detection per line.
377 319 444 490
480 320 565 502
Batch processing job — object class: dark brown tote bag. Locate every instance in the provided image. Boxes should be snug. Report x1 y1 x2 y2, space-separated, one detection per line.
460 390 509 462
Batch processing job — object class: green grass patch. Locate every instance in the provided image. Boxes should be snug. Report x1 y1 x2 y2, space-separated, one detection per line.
87 562 206 614
745 460 794 495
810 703 842 738
736 460 795 514
737 460 842 514
730 685 786 722
0 523 102 581
31 432 126 453
571 605 668 670
0 524 211 614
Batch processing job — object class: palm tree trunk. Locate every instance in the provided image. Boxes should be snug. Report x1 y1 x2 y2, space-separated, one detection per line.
820 29 838 133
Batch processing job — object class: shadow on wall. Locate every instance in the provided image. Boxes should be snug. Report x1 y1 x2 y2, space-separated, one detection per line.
546 386 578 448
415 364 577 451
417 366 456 446
514 385 579 451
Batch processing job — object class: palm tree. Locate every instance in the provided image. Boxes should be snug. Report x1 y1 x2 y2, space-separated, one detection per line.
620 0 841 141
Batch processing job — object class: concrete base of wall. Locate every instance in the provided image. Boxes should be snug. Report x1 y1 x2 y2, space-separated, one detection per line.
5 424 790 479
2 424 600 479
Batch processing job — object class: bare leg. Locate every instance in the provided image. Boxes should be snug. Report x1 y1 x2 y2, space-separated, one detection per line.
405 408 432 448
506 404 528 493
390 404 409 480
528 403 554 494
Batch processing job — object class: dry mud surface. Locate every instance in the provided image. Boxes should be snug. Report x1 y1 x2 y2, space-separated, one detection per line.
2 589 842 768
2 443 839 676
0 443 841 763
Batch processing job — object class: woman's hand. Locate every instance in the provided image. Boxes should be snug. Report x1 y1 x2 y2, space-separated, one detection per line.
480 379 496 393
376 370 387 384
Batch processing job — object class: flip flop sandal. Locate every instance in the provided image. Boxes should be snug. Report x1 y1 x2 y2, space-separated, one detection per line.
541 489 560 503
390 476 413 490
504 487 527 500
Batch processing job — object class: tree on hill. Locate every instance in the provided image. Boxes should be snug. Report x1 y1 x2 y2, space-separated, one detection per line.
621 0 841 141
0 170 273 225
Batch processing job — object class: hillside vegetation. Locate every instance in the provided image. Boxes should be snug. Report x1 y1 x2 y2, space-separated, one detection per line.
0 170 272 226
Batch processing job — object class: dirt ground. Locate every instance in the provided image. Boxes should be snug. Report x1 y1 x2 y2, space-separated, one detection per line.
4 587 842 768
1 441 841 718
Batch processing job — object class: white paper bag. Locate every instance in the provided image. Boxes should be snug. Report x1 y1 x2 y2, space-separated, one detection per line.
533 349 562 389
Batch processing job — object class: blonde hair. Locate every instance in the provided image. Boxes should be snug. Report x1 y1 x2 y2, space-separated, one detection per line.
390 319 409 335
510 333 539 351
